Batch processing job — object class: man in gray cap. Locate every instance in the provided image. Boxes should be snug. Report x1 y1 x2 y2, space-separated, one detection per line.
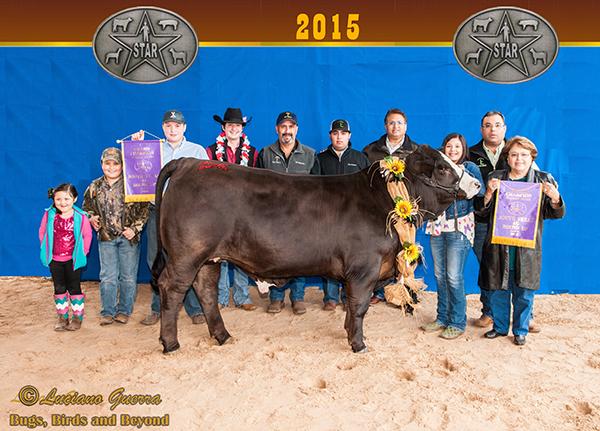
257 111 319 315
133 110 209 326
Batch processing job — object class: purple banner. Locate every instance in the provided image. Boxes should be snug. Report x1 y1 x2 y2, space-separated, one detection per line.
491 181 543 248
121 140 162 202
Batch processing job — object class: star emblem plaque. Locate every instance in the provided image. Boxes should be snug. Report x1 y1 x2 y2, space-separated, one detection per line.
93 7 198 84
453 7 558 84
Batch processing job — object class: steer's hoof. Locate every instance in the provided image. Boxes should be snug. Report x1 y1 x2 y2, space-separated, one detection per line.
215 332 232 346
352 343 368 353
162 341 180 354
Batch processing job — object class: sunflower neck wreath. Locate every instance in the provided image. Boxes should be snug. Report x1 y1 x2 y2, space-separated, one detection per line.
379 156 427 311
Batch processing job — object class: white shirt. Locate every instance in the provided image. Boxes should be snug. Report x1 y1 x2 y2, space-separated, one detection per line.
386 136 405 155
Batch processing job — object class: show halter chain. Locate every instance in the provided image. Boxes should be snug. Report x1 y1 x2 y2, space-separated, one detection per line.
379 157 427 311
214 132 251 166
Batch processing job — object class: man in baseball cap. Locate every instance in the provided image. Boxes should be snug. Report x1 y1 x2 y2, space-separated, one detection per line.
317 119 369 311
131 110 209 326
256 111 319 315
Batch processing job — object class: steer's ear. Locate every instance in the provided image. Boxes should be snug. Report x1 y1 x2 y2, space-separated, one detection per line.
406 144 434 175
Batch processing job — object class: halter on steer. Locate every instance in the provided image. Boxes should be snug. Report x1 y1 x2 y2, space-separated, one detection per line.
405 159 465 200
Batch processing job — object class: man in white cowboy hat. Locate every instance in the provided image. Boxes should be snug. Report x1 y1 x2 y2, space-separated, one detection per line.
206 107 259 312
132 110 209 326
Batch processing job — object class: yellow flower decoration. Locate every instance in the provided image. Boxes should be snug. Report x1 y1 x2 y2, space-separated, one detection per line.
403 242 421 264
394 199 413 220
388 159 405 175
383 156 405 180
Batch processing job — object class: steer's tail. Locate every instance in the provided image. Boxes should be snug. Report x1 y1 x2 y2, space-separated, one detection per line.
150 158 181 294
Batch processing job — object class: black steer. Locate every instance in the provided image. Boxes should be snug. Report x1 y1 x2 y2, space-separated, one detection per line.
152 145 480 353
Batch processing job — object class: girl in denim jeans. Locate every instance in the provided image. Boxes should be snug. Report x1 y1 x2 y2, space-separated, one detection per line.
421 133 485 339
39 183 93 331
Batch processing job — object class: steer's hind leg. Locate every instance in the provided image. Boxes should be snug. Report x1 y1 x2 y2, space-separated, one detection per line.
193 264 231 345
158 264 190 353
345 277 378 353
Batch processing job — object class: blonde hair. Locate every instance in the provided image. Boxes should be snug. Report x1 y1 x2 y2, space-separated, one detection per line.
504 136 538 160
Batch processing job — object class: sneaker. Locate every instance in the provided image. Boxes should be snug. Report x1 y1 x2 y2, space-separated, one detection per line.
191 314 206 324
114 314 129 324
421 321 445 333
267 301 284 314
140 312 159 326
323 301 337 311
66 318 82 331
474 314 493 327
292 301 307 315
439 327 464 340
239 303 257 311
99 315 114 326
54 316 68 331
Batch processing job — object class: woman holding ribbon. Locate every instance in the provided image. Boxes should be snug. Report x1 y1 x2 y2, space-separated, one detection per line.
478 136 565 346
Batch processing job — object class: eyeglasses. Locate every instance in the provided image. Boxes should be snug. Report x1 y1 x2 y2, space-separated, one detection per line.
482 122 505 130
386 121 406 126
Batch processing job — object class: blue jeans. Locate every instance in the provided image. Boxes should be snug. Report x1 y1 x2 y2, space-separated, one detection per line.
489 271 535 336
150 288 204 316
218 262 255 306
372 278 393 300
473 221 492 317
269 278 306 302
430 231 470 331
146 208 203 317
99 237 140 317
322 278 345 304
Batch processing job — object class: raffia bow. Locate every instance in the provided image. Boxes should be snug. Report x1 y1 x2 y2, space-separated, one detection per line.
379 158 427 312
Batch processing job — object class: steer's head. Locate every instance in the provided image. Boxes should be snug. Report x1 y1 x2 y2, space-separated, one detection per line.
404 145 481 221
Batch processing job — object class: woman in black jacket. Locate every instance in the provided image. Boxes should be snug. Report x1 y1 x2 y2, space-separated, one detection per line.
477 136 565 346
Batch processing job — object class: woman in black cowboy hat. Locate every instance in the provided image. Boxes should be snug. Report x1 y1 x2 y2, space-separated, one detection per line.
206 107 259 311
207 108 257 167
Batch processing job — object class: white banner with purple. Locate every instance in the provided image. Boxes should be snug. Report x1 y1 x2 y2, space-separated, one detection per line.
121 139 162 202
491 180 543 249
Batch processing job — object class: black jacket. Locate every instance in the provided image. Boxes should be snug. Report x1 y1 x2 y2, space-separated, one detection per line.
468 140 509 223
317 143 370 175
363 134 418 164
476 168 565 291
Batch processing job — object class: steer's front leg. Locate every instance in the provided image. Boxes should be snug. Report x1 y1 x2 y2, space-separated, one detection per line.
345 278 377 353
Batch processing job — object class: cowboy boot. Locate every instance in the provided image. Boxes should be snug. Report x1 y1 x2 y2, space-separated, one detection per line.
54 293 69 331
66 293 85 331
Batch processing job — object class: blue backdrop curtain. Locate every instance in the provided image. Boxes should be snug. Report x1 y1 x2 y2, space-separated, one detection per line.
0 46 593 293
